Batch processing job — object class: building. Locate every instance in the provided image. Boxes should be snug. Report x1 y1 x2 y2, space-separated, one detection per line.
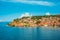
20 12 32 18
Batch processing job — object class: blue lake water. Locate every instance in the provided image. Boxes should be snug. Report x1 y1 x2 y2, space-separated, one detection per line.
0 22 60 40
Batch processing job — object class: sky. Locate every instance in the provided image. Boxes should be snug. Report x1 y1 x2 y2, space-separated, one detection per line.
0 0 60 21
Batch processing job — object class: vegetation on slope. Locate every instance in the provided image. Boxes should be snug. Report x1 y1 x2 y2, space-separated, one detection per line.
7 15 60 27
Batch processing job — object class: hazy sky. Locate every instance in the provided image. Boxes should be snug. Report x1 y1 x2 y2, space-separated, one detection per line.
0 0 60 21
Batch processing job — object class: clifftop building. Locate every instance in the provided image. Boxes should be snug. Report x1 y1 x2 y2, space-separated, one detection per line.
20 12 32 18
46 12 50 15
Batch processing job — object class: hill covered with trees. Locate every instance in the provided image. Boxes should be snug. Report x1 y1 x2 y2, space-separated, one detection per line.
7 15 60 27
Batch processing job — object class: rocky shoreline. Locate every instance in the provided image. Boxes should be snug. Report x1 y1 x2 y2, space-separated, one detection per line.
7 15 60 27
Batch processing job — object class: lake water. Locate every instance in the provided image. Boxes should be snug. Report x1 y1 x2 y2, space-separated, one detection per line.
0 22 60 40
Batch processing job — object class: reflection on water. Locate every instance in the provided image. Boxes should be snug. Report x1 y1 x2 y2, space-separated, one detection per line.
19 27 37 40
0 22 60 40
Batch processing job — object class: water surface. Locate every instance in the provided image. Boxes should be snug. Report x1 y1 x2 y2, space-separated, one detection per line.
0 22 60 40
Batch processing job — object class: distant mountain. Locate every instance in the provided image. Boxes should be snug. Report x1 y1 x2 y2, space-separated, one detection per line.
0 20 3 22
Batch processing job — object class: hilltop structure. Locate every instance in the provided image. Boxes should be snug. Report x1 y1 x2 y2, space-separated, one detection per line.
46 12 50 15
20 12 32 18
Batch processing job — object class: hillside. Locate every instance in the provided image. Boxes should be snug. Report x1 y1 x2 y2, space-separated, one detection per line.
7 15 60 27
